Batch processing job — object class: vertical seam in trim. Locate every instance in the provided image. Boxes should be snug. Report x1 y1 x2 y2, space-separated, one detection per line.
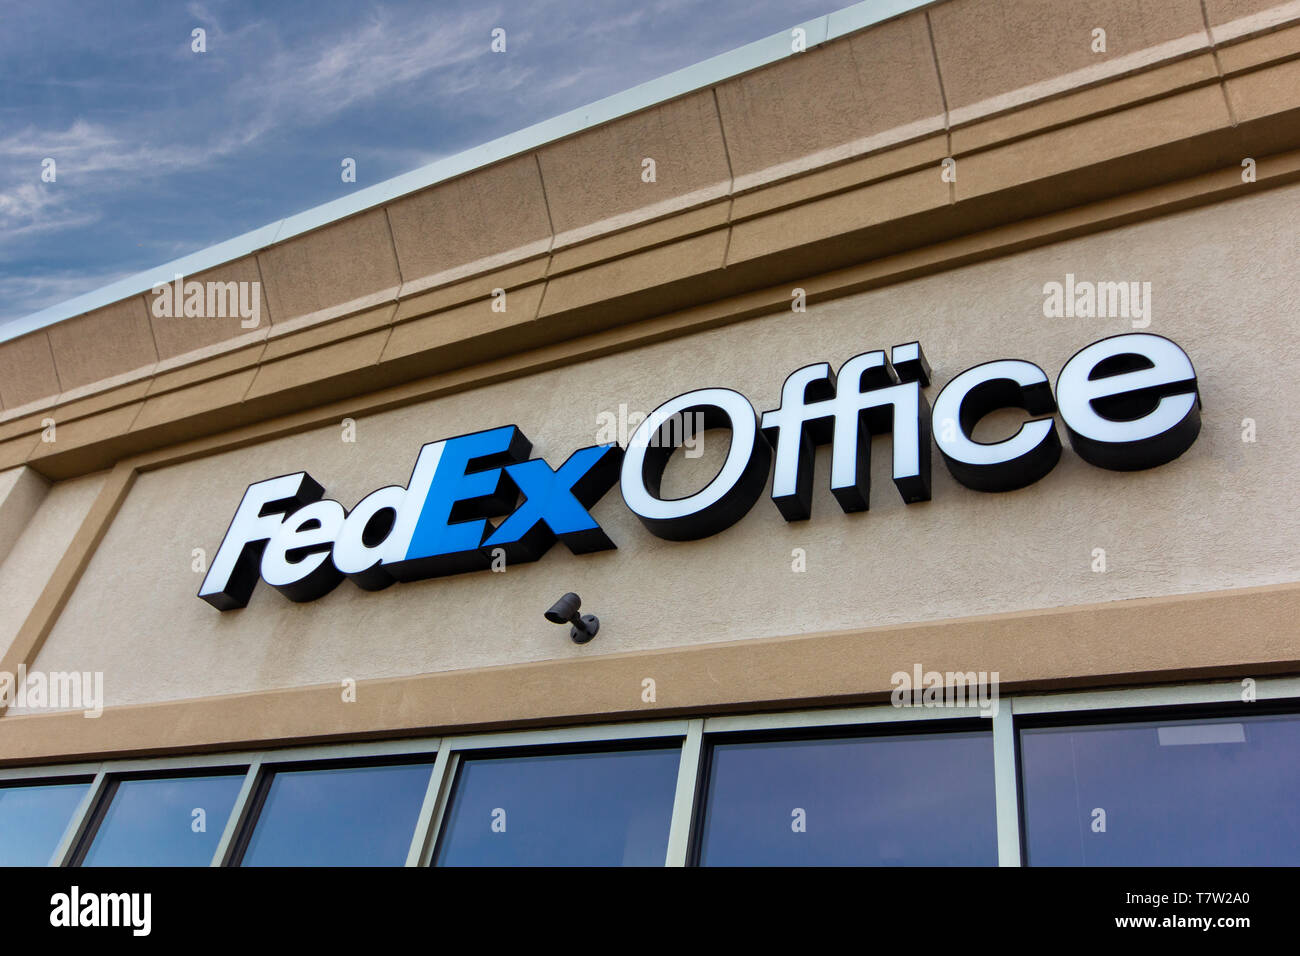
373 308 397 366
534 153 557 278
1200 0 1239 126
533 277 550 321
532 154 554 314
121 391 147 435
377 205 403 363
253 251 271 328
711 86 736 268
924 10 955 205
376 205 405 360
44 331 64 394
382 204 406 287
720 198 734 269
125 294 158 435
250 251 273 356
19 432 42 467
711 86 737 196
531 145 554 311
241 255 274 402
138 293 162 368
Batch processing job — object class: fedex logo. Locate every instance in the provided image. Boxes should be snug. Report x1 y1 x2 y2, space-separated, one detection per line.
199 426 622 609
201 333 1201 610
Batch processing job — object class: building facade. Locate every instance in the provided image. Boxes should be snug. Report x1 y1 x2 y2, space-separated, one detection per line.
2 0 1299 866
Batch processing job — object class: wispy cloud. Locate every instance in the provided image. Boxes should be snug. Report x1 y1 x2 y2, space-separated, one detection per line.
0 268 134 323
228 6 500 128
0 182 100 243
1 0 836 325
0 118 226 176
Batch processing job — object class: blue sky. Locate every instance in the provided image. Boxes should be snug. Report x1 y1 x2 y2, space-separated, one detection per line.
0 0 842 330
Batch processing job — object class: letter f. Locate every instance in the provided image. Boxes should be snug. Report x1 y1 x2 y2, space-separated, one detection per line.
760 343 932 520
199 473 325 610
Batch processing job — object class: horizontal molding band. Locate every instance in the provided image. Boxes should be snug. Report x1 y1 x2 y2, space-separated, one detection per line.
1 581 1298 766
3 140 1298 482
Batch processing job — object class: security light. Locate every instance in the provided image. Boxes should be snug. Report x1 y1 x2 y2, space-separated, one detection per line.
545 592 599 644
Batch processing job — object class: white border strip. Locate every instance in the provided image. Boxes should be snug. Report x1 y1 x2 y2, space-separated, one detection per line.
2 0 934 344
1011 677 1300 715
0 760 101 782
407 749 455 867
665 719 705 866
439 719 688 752
48 768 106 867
418 753 462 867
210 758 262 867
990 705 1021 866
704 702 986 733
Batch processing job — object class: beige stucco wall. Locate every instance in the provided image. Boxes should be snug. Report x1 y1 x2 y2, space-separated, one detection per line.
0 469 105 663
17 181 1300 710
0 466 49 566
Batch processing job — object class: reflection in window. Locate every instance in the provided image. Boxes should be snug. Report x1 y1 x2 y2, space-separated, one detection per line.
1021 712 1300 865
0 781 90 866
80 773 245 866
435 747 681 866
238 761 433 866
697 730 997 865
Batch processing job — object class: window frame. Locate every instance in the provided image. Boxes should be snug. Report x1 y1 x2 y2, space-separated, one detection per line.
0 772 98 868
0 677 1295 867
69 765 250 868
430 736 689 867
228 751 441 868
689 716 997 867
1013 688 1300 867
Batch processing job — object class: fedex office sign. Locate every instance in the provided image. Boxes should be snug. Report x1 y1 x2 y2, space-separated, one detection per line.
200 333 1201 610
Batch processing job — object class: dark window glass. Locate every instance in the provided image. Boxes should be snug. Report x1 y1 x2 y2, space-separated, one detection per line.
0 781 89 866
697 729 997 865
1021 712 1300 865
80 773 244 867
435 747 680 866
239 761 434 866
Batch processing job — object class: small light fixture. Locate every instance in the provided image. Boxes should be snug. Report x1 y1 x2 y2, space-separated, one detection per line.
544 592 599 644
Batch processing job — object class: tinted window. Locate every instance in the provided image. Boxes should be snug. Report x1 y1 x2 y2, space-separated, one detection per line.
1021 712 1300 865
0 781 90 866
697 730 997 865
239 761 434 866
80 773 245 866
435 747 680 866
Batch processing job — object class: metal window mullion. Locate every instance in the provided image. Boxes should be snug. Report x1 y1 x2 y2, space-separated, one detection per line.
991 702 1022 866
405 749 454 867
210 756 263 867
664 718 704 867
417 753 461 867
49 766 107 867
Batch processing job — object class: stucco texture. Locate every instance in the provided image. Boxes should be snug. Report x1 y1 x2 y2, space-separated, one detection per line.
21 183 1300 708
0 470 105 663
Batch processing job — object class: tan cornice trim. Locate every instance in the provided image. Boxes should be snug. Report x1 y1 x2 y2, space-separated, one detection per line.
12 141 1299 486
3 581 1298 765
